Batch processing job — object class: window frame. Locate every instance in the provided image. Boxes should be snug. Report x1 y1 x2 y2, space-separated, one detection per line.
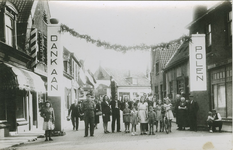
206 24 212 47
3 2 18 48
228 10 232 45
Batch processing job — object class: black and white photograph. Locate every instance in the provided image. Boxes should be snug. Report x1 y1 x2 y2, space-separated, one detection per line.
0 0 232 150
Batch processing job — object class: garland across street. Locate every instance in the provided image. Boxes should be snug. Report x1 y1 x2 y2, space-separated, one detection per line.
60 24 191 52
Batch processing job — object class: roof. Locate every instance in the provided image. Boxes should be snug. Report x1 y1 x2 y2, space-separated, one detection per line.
0 0 34 23
154 43 180 69
164 41 189 70
94 66 150 87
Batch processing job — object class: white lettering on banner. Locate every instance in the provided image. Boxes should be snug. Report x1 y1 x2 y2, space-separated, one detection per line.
47 25 63 96
189 34 207 91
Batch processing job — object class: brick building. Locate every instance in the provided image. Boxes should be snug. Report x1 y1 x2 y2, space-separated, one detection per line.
0 0 50 137
164 1 232 126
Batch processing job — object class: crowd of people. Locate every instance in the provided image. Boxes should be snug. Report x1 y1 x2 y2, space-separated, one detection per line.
39 92 223 141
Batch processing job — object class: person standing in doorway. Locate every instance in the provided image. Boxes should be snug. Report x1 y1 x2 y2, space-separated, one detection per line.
68 99 81 131
81 93 96 137
110 95 121 133
188 93 199 132
40 101 55 141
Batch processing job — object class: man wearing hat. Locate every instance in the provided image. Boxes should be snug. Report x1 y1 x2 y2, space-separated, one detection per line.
188 92 199 132
81 93 96 137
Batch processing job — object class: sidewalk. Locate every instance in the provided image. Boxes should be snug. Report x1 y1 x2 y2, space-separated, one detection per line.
0 129 44 150
0 120 71 150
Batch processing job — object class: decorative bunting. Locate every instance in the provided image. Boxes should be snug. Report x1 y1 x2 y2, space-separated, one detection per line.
60 24 191 52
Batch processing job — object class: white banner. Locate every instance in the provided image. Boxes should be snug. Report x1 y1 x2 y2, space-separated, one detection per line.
189 34 207 91
47 24 63 96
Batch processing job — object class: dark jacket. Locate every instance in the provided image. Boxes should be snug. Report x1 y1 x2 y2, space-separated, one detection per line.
81 100 96 118
110 100 121 112
188 100 199 116
68 103 81 117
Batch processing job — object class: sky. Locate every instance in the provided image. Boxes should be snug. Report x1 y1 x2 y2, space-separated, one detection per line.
48 1 220 73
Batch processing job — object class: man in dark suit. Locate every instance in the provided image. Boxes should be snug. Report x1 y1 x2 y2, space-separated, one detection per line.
68 99 81 130
188 93 199 132
110 95 121 133
81 93 96 137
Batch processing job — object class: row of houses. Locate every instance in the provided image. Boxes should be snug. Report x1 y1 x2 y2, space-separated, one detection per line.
0 0 95 137
94 65 151 101
150 1 232 126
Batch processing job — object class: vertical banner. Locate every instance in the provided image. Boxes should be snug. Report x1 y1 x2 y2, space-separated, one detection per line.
189 34 207 91
47 24 62 96
47 23 64 132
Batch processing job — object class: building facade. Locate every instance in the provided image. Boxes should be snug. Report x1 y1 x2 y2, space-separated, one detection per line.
164 1 232 126
187 1 232 122
150 43 180 101
0 0 49 136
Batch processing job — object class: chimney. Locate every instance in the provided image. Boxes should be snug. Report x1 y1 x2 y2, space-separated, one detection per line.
128 70 131 77
193 5 207 21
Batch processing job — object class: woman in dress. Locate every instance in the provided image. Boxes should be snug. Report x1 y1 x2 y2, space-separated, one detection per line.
101 95 111 133
137 96 148 135
40 101 55 141
177 97 188 130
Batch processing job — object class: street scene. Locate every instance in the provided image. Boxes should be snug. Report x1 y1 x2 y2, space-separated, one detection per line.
0 0 232 150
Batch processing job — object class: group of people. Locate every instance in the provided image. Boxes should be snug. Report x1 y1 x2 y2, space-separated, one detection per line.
39 92 223 141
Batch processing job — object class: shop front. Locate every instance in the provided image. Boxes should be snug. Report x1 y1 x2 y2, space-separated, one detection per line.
210 63 232 120
0 62 46 136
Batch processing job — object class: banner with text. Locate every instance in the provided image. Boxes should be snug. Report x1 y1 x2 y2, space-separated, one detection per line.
189 34 207 91
47 24 63 96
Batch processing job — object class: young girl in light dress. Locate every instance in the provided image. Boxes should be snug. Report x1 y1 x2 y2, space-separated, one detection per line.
130 104 138 136
163 98 174 132
155 99 163 132
123 103 131 133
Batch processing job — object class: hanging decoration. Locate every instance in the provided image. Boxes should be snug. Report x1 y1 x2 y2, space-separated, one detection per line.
60 24 191 53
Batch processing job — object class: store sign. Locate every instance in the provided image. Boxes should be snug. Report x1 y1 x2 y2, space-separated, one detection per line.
189 34 207 91
47 24 62 96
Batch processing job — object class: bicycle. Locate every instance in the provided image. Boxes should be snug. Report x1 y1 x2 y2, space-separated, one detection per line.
163 115 172 134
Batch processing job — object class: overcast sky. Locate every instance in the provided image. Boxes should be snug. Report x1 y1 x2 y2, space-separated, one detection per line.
48 1 219 73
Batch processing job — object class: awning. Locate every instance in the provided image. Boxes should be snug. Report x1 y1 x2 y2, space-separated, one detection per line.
0 63 46 93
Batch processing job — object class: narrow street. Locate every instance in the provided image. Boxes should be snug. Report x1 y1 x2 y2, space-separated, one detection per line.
13 118 232 150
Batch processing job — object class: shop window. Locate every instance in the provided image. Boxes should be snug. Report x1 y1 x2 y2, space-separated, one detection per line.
155 62 159 75
213 84 226 118
169 81 173 95
16 94 26 120
228 11 232 45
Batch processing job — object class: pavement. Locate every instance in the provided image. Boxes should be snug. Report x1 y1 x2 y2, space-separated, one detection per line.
0 116 232 150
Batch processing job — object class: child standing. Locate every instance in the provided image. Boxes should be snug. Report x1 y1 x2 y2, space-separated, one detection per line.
163 98 174 132
155 99 163 132
130 104 138 136
148 106 156 135
123 103 131 133
206 111 214 132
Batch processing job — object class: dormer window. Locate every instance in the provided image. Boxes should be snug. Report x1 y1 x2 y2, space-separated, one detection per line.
2 2 18 48
132 78 138 85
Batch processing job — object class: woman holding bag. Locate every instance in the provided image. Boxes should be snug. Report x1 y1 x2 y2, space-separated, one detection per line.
101 95 111 133
40 101 55 141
